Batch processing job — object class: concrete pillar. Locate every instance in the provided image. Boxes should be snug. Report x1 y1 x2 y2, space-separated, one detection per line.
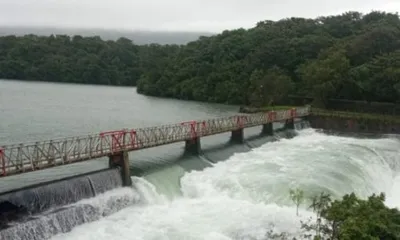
185 137 201 155
231 128 244 143
109 151 132 186
284 119 295 130
261 123 273 135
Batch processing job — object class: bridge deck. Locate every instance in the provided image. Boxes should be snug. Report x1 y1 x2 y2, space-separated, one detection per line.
0 107 310 177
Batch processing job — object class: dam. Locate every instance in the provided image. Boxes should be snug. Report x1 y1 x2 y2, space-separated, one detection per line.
1 80 399 240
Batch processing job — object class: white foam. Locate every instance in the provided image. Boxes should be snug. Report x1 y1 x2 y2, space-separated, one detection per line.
51 129 400 240
1 187 140 240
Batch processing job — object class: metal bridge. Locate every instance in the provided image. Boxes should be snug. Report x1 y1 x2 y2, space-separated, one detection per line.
0 107 310 178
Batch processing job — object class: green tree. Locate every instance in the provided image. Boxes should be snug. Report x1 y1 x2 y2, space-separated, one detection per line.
301 192 400 240
0 34 141 86
289 188 304 216
297 49 351 108
248 67 294 107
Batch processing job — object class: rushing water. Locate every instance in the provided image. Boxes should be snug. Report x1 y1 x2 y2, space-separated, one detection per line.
43 128 400 240
1 80 400 239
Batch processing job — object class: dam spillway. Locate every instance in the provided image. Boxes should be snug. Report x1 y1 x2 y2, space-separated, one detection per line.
1 121 400 240
0 121 306 239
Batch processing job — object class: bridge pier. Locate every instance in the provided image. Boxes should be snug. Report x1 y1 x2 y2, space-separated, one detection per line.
109 151 132 186
231 128 244 143
261 123 273 135
185 137 201 155
284 119 295 130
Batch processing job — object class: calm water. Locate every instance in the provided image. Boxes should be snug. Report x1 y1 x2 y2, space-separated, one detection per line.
0 80 238 192
0 80 237 145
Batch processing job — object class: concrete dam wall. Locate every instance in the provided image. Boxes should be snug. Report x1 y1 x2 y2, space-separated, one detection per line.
0 168 122 227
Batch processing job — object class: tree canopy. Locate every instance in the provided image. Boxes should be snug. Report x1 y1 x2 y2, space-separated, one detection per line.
0 35 142 86
1 11 400 107
301 192 400 240
276 191 400 240
136 11 400 106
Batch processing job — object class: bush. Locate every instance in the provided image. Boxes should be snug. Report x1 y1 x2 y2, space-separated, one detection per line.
289 191 400 240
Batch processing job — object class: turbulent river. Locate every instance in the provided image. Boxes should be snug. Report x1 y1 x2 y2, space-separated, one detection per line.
45 129 400 240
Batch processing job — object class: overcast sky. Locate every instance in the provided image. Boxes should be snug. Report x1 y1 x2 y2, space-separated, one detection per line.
0 0 399 32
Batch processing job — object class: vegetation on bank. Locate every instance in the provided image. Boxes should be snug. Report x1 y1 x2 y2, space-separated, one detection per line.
277 189 400 240
1 11 400 108
0 35 141 86
310 108 400 124
240 105 400 124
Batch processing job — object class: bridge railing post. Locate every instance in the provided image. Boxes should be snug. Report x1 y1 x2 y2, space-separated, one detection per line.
262 111 275 135
17 144 23 171
291 108 297 118
181 121 197 140
231 116 245 143
100 130 128 154
99 133 104 155
194 121 207 137
182 120 202 155
202 121 207 136
88 136 93 159
122 128 127 149
190 121 197 139
267 111 276 122
236 116 244 128
128 130 137 149
284 108 296 130
0 148 5 176
48 140 55 166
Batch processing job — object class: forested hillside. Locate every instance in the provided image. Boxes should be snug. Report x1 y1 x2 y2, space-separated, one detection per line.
137 11 400 106
0 35 143 86
1 11 400 107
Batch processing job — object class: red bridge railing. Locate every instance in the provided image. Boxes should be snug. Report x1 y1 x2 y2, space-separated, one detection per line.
0 106 310 177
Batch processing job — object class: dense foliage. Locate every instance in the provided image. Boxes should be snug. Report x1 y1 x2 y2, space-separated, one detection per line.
1 11 400 107
306 192 400 240
136 11 400 107
280 191 400 240
0 35 142 86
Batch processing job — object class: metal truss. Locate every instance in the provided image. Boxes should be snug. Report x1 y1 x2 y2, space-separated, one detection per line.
0 106 310 177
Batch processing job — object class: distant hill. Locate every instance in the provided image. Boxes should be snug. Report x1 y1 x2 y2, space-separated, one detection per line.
0 26 214 45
